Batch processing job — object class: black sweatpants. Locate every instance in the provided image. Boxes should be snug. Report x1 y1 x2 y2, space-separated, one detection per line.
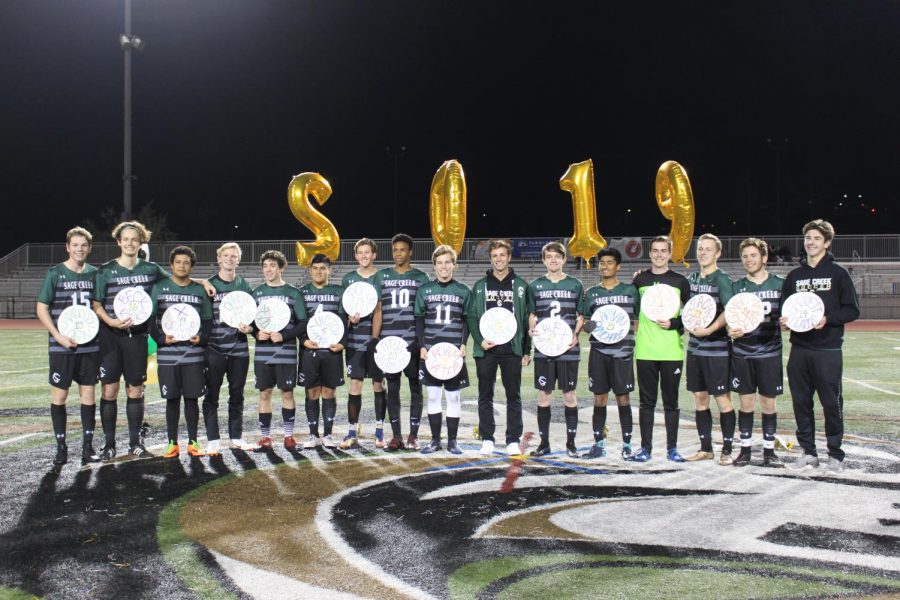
475 353 523 444
636 359 683 452
787 346 844 461
203 350 250 441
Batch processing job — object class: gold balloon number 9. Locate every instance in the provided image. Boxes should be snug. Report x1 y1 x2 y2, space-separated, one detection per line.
655 160 695 266
288 172 341 267
430 159 467 254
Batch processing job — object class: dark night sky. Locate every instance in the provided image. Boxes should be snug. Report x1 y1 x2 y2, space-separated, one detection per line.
1 1 898 256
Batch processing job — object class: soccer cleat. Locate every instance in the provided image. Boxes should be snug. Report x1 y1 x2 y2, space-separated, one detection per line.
406 435 419 450
824 457 843 474
302 436 322 449
374 437 386 449
187 441 205 457
322 435 337 449
621 443 634 461
254 437 274 452
283 436 297 450
530 442 551 457
447 439 463 455
733 451 752 467
81 444 100 466
565 442 579 458
163 441 180 459
129 444 153 458
205 440 221 456
506 442 522 456
99 443 117 462
582 442 607 460
718 452 734 466
763 452 785 468
421 440 442 454
339 434 360 450
53 443 68 466
685 450 715 462
479 440 495 455
386 436 405 451
632 447 652 462
789 453 819 470
230 438 255 451
667 448 686 462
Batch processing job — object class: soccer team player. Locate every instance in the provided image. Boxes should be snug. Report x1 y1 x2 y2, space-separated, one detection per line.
527 242 584 458
37 227 100 466
148 246 214 458
298 254 347 449
414 245 471 454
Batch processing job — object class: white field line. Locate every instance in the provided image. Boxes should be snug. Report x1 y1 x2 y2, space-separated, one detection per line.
0 367 46 375
0 432 49 446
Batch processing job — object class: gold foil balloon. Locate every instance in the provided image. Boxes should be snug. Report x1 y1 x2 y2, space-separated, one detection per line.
288 172 341 266
560 159 607 266
655 160 695 267
429 159 467 254
146 353 158 385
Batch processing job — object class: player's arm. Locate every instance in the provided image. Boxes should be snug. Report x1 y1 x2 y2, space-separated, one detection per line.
371 302 383 340
826 269 861 326
36 301 77 349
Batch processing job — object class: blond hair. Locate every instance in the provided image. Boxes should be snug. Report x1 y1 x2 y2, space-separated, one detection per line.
216 242 242 260
66 227 92 245
432 244 457 265
112 220 152 243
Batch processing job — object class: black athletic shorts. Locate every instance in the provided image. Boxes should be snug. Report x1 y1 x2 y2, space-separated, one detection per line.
300 349 345 389
730 354 783 397
158 363 206 399
49 351 99 389
588 350 635 396
99 327 148 386
686 353 730 396
254 361 297 391
345 347 384 381
420 361 470 391
533 358 579 393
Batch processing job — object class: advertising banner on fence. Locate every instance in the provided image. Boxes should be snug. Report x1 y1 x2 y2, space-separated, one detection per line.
512 238 558 259
610 237 643 259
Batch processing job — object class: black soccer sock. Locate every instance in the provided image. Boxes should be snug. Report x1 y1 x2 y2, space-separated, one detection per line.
639 407 654 451
762 412 777 454
617 404 633 445
564 406 578 445
592 406 607 442
347 393 361 426
100 399 117 446
387 387 402 437
50 404 66 445
126 396 144 447
537 406 551 442
202 397 220 441
305 398 320 436
166 399 180 441
322 398 337 436
185 398 200 442
447 416 460 441
259 412 272 438
428 412 443 441
80 403 96 446
374 390 387 423
696 409 713 452
409 384 423 437
738 410 754 455
663 408 680 450
282 407 296 438
720 410 736 454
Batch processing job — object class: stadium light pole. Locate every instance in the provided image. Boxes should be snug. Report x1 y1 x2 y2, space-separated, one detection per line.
120 0 145 220
386 145 406 233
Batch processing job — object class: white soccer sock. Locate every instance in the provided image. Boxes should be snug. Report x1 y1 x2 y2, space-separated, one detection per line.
426 386 443 415
445 390 461 418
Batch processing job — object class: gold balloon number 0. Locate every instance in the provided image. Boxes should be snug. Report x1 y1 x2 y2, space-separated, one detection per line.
430 159 467 254
288 172 341 267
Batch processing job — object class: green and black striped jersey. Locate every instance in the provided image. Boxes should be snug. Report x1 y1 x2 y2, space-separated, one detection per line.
686 269 734 358
150 278 213 367
94 259 169 333
252 283 307 365
375 267 430 343
579 282 638 359
530 275 583 361
209 274 253 357
732 273 783 359
300 283 344 316
414 279 471 349
341 270 378 352
38 263 99 354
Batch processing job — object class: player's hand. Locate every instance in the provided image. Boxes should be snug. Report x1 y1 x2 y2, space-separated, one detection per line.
270 332 284 343
632 268 644 279
164 335 177 345
655 319 671 330
691 326 710 338
458 345 466 358
202 280 216 297
114 317 133 330
238 323 252 334
349 312 361 324
481 340 496 351
522 355 531 367
330 343 344 352
420 348 428 360
366 336 379 351
304 339 319 349
528 327 536 338
567 335 578 349
189 335 201 345
55 334 78 349
814 316 826 330
728 327 745 339
582 320 597 334
258 331 271 341
778 316 789 331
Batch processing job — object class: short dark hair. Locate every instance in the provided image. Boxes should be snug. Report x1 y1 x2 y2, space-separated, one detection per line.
391 233 414 249
597 247 622 264
260 250 287 269
803 219 835 243
169 245 196 267
310 253 331 267
541 241 567 259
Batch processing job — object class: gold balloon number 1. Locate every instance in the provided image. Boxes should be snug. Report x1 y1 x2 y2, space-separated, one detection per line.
560 158 695 266
288 172 341 267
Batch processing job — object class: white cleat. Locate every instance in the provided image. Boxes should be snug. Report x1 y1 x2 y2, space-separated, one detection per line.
303 436 323 449
322 435 337 449
205 440 221 456
789 453 819 470
230 439 256 451
479 440 495 455
506 442 522 456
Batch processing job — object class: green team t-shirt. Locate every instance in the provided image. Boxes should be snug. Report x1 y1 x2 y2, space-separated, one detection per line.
38 263 99 354
632 269 691 361
530 275 583 361
414 279 471 349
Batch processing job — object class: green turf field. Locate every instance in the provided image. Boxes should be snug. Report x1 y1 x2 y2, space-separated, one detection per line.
1 328 897 454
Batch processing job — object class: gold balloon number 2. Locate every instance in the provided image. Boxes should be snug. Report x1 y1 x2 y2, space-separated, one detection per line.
560 158 695 266
288 172 341 267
